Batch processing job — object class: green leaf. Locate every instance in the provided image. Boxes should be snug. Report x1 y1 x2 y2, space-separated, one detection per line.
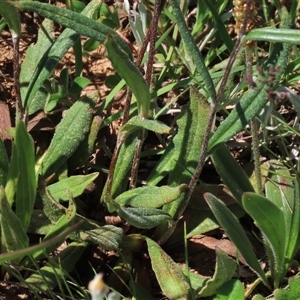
214 279 244 300
204 193 269 286
244 28 300 44
146 237 190 299
20 18 54 114
105 34 150 118
265 160 295 260
27 210 52 235
114 184 188 208
208 9 291 152
242 192 287 287
165 86 212 217
0 187 29 256
68 114 102 173
80 225 124 251
169 0 216 101
119 116 172 139
199 248 237 297
15 121 36 231
12 1 131 57
286 160 300 264
147 86 210 189
274 276 300 300
202 0 234 52
40 96 95 178
83 38 100 52
211 143 255 204
117 206 172 229
101 132 138 200
43 194 77 241
68 76 91 94
0 1 21 36
20 1 101 114
47 172 99 201
181 267 208 292
4 140 18 206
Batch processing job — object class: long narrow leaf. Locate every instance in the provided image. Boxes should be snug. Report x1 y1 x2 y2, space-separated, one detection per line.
40 96 95 178
211 143 255 204
169 0 216 101
244 28 300 44
285 160 300 264
242 192 286 287
208 9 291 152
11 1 131 56
265 161 294 255
15 121 36 231
105 35 150 118
204 192 269 286
20 0 101 113
20 18 54 114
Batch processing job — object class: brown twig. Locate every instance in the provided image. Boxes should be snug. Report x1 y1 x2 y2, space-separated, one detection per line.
12 33 25 123
129 0 165 189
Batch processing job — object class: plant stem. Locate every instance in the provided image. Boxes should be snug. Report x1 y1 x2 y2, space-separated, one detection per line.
12 32 24 123
129 0 164 189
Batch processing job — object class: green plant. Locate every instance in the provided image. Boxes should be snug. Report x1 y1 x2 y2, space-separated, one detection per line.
0 0 299 299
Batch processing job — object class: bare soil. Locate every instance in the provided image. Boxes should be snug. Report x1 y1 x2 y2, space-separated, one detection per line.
0 2 299 299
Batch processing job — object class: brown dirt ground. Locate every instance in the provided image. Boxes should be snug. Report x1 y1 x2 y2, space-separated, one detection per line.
0 1 299 299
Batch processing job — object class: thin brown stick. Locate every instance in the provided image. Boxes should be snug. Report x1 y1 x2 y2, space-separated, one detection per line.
129 0 165 189
12 33 25 123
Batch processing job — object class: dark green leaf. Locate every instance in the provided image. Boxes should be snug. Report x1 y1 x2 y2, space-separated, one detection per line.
211 143 255 204
80 225 124 250
117 206 172 229
105 34 150 118
115 184 188 208
204 193 269 286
